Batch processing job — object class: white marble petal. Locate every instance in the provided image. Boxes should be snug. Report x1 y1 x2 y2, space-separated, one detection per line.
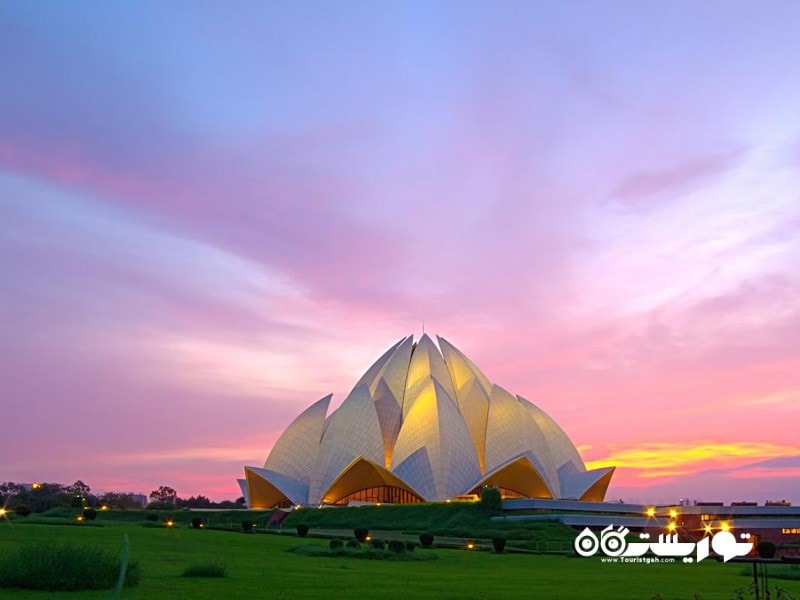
307 383 385 504
264 394 331 484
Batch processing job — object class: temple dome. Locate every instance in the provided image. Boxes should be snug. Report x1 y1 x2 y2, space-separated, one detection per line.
241 334 614 507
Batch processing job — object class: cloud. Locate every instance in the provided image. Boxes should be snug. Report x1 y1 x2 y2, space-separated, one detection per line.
605 455 800 504
612 149 745 204
106 446 267 466
586 441 800 479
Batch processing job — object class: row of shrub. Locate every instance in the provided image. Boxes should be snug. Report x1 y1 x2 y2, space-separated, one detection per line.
321 528 507 553
363 530 506 552
328 538 415 553
286 544 437 561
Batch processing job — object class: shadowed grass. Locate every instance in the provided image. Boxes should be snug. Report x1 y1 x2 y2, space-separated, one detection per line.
0 541 140 591
182 560 227 578
741 563 800 581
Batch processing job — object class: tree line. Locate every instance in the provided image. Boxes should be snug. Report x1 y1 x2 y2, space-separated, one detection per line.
0 480 245 513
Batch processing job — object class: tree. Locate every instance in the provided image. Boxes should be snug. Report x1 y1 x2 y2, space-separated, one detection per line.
479 486 502 512
24 483 69 513
99 492 142 510
180 495 213 509
0 482 22 502
148 486 178 509
66 480 91 497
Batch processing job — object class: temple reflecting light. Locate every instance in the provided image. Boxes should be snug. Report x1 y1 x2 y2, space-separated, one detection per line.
243 335 615 508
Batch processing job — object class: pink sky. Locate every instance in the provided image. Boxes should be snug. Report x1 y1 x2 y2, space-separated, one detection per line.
1 2 799 503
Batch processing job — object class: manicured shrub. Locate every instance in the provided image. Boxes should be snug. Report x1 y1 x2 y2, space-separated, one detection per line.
182 560 226 578
388 540 406 554
757 540 777 559
419 533 434 548
405 541 416 552
329 538 344 550
0 542 140 591
13 506 30 518
492 537 507 553
354 528 369 542
296 524 309 537
345 540 360 549
369 539 385 550
82 508 97 521
241 520 255 533
190 517 203 529
479 486 502 512
145 513 159 522
286 545 437 561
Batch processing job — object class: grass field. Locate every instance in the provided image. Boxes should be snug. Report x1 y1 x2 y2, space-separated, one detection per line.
3 521 797 599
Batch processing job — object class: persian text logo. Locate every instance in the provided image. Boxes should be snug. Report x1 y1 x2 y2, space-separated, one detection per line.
574 525 754 563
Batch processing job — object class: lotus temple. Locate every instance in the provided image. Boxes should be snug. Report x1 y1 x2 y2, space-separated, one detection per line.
240 334 614 508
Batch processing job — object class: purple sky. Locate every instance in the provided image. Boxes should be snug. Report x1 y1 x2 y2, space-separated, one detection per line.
1 1 799 503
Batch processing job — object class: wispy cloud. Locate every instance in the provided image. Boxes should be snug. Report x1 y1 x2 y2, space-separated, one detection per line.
106 446 267 466
587 441 800 484
612 148 745 204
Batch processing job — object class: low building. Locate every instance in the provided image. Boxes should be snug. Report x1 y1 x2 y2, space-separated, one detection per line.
499 498 800 546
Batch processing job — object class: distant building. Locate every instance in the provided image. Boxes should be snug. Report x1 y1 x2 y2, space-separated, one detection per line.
129 493 148 508
501 498 800 546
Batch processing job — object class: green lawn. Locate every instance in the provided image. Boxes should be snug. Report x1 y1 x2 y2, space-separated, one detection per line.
1 521 797 599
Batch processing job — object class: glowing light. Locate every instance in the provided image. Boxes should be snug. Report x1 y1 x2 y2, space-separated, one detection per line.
467 542 475 550
31 483 41 489
446 499 451 503
720 522 730 532
166 520 175 527
76 516 84 522
376 503 381 507
0 509 5 516
365 536 372 542
704 524 712 534
294 505 302 510
667 522 676 532
100 505 109 511
669 509 678 519
645 507 655 517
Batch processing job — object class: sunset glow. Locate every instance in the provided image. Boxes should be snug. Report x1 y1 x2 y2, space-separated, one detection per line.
1 2 799 503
